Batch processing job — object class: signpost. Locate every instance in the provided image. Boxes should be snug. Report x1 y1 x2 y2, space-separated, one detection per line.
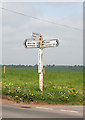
24 32 59 91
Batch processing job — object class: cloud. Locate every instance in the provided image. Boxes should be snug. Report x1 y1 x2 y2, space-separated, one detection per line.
2 2 83 65
0 3 2 64
2 0 84 2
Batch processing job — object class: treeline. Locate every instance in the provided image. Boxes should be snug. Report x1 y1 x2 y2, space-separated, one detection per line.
1 64 83 72
1 64 83 67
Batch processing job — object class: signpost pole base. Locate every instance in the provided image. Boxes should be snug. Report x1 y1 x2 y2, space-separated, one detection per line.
39 72 43 91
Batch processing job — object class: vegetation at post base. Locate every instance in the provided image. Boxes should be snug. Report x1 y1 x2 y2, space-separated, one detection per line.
2 65 84 105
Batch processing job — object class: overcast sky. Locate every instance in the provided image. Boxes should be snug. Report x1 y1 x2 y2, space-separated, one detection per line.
1 2 83 65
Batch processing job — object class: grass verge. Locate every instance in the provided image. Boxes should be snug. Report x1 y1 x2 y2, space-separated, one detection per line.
2 68 84 105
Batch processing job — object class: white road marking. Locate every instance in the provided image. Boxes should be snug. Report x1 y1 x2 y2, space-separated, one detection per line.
36 107 80 114
36 107 53 111
60 109 78 113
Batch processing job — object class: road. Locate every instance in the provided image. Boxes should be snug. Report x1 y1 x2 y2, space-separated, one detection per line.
1 103 83 118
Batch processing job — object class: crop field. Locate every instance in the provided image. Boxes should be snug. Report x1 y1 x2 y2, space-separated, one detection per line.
2 68 84 105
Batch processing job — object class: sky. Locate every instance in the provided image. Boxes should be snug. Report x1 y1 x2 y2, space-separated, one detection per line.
0 2 83 65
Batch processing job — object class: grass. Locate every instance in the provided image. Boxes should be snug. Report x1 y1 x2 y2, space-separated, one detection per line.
2 68 84 105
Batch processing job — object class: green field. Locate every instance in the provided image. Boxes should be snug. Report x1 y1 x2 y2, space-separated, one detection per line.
2 68 84 105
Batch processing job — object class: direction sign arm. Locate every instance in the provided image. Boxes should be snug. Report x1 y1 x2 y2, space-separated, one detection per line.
43 39 59 48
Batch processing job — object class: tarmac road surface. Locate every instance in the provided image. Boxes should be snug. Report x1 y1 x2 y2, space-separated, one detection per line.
1 103 83 118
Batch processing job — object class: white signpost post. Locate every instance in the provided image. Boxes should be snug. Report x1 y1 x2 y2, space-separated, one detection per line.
24 32 59 91
38 49 41 73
